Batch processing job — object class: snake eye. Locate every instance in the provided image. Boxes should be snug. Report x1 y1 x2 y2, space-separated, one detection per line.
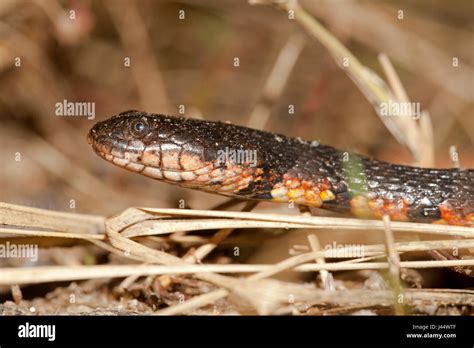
130 119 149 138
134 122 144 132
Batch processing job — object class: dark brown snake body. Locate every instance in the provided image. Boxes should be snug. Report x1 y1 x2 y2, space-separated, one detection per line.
88 110 473 226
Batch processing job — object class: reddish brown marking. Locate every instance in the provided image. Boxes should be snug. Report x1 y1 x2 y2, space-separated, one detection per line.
319 178 332 192
439 201 473 226
270 175 339 207
350 195 410 222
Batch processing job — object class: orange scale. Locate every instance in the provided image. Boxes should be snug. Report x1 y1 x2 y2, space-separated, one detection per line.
303 190 323 207
284 178 301 189
439 204 472 226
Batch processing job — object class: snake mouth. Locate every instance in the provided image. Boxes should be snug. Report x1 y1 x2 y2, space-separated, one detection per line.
92 148 219 185
90 139 247 188
88 130 217 184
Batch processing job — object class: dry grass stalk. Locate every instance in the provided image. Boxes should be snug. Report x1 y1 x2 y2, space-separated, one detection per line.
136 207 474 237
247 33 306 130
251 0 435 165
2 258 474 286
382 215 405 315
307 234 332 288
0 202 104 235
1 202 474 314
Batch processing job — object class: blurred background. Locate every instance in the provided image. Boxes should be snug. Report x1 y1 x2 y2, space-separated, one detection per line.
0 1 473 311
0 0 473 217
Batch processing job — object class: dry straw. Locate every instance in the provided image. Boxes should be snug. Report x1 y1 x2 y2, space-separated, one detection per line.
1 202 473 314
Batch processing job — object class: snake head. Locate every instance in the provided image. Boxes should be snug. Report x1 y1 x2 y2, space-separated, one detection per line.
88 110 149 161
88 111 216 184
88 111 269 196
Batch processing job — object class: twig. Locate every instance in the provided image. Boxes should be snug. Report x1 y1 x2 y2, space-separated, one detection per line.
302 0 474 102
104 0 171 113
183 201 258 263
378 54 434 166
0 227 104 240
307 234 331 289
0 202 104 235
247 33 306 129
251 0 435 165
121 218 316 238
11 285 22 305
2 259 474 285
382 215 405 315
136 207 474 237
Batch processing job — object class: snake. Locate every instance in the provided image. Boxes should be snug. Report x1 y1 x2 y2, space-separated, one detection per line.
88 110 473 226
